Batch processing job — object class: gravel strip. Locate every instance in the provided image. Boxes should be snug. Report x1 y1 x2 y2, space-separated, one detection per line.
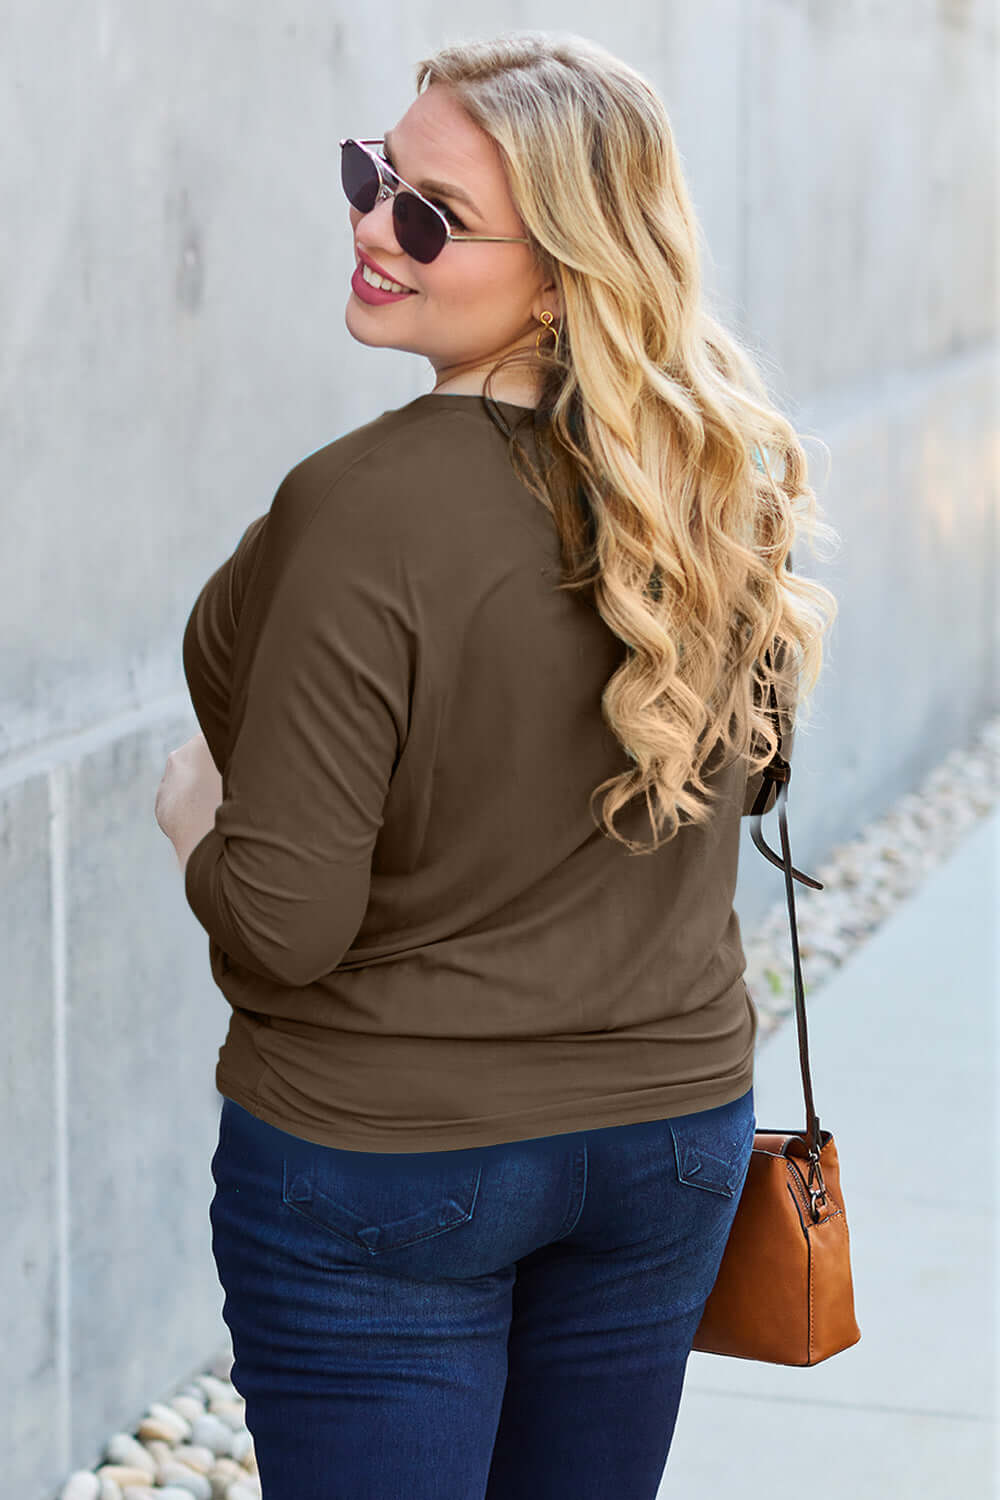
58 1350 259 1498
745 712 1000 1039
57 712 999 1499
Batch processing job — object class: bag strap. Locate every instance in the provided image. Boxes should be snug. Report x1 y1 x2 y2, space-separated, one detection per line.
747 652 827 1187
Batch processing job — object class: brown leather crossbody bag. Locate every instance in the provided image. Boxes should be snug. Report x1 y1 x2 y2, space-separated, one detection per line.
692 669 862 1366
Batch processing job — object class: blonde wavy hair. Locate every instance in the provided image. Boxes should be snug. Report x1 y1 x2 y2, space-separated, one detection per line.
414 30 840 853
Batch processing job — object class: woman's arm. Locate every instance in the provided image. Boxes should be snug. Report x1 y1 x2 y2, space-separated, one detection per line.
182 514 268 770
156 517 269 872
182 477 414 987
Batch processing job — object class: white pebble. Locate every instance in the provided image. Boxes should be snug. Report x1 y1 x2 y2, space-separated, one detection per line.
207 1397 247 1433
96 1469 156 1489
190 1413 235 1457
174 1384 208 1405
228 1430 253 1463
226 1484 260 1500
151 1398 193 1428
209 1456 245 1479
97 1480 123 1500
169 1394 207 1425
61 1474 100 1500
168 1444 216 1474
104 1436 156 1476
156 1466 212 1500
143 1439 173 1469
206 1457 245 1499
196 1374 236 1404
140 1402 191 1443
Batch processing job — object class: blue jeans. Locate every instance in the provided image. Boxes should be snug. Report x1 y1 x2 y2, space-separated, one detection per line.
209 1085 755 1500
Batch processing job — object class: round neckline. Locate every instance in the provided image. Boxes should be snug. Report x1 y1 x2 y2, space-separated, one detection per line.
412 392 539 414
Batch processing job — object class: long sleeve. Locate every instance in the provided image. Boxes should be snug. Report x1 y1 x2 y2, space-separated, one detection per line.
183 481 414 988
182 514 268 770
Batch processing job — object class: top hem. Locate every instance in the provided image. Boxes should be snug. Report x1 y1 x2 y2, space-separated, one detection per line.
214 1060 756 1154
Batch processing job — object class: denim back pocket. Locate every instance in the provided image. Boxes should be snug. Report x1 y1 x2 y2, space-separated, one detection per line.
281 1149 483 1256
668 1095 755 1198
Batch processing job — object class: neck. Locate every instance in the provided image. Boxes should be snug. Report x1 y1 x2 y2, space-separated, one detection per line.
430 350 541 407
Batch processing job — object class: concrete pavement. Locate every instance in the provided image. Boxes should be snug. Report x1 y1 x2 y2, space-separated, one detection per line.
660 805 999 1498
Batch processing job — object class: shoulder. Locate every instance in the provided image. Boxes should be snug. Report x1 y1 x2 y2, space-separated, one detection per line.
280 400 488 513
266 400 503 559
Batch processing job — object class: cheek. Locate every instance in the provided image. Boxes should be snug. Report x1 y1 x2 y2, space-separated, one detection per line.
422 254 527 314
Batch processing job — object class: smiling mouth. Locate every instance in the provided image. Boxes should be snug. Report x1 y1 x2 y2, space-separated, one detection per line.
357 256 416 294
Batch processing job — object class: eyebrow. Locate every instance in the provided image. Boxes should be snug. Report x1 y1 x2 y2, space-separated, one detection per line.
382 131 482 220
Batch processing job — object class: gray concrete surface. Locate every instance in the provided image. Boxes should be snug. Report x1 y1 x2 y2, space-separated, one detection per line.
662 804 999 1498
2 4 996 1497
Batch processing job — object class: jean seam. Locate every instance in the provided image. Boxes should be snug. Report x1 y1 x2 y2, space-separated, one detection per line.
553 1143 588 1241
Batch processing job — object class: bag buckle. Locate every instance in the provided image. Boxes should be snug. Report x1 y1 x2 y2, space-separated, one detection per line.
806 1150 828 1218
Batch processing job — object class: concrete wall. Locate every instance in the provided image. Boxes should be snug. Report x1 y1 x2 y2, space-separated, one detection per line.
3 3 995 1494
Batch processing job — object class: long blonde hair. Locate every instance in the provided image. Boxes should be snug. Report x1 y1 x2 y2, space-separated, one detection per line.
414 30 840 853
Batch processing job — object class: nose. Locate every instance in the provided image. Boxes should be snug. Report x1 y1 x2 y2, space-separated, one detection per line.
357 194 407 260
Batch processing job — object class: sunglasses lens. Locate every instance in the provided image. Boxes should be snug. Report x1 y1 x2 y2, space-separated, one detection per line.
340 140 448 264
394 192 447 264
341 140 379 213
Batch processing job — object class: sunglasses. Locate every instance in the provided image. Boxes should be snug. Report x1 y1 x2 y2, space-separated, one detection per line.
339 137 531 265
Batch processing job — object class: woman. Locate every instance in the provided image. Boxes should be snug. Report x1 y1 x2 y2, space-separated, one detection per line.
156 29 837 1500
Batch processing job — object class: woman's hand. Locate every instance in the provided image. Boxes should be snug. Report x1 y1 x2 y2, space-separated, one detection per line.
155 731 224 872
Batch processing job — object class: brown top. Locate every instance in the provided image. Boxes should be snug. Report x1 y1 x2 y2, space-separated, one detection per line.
182 392 791 1152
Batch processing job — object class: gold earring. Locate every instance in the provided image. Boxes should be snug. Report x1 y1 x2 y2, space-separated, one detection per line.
535 309 560 358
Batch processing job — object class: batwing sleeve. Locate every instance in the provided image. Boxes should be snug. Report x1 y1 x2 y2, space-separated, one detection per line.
182 514 268 771
183 481 414 987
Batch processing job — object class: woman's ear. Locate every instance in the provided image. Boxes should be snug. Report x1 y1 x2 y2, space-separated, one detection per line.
534 298 562 327
534 272 563 325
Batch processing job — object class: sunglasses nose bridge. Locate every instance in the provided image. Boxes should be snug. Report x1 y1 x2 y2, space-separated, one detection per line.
372 165 395 203
372 185 405 239
359 179 413 261
368 157 404 218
